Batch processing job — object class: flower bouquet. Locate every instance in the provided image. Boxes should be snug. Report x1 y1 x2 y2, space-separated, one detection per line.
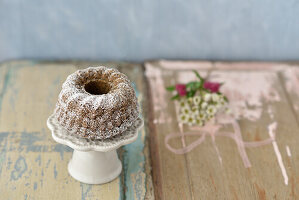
166 70 229 126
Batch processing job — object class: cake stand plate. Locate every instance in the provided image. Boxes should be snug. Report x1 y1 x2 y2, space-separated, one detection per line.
47 114 143 184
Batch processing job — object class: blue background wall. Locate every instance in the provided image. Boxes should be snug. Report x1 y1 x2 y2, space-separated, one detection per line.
1 0 299 62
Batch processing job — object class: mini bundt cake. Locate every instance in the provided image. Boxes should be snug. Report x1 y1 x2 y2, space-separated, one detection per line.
54 66 139 139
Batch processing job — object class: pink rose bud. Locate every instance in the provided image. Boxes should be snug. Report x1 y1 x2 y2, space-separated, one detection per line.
203 81 221 93
175 84 187 96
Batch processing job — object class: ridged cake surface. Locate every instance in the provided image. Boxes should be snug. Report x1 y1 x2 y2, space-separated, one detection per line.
54 66 139 139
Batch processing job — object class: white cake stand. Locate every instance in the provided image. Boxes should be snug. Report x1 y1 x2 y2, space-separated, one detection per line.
47 114 143 184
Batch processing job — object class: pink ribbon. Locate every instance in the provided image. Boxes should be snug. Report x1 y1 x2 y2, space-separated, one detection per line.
165 117 274 168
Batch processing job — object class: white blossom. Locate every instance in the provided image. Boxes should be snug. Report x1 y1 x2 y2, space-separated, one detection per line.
182 107 191 115
187 97 193 105
176 83 229 126
187 116 196 126
195 118 204 126
198 111 207 120
193 95 201 105
179 114 188 123
191 107 199 117
201 102 208 109
179 99 189 109
206 114 214 121
206 105 217 116
204 93 211 102
212 93 220 102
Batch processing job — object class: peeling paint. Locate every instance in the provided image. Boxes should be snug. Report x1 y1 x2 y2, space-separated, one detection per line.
0 132 9 145
46 159 51 168
11 156 27 181
54 164 57 179
53 144 72 160
19 131 46 152
122 129 146 200
35 155 41 166
80 183 92 200
268 122 288 185
0 67 12 113
121 84 146 200
286 145 292 157
6 157 12 170
0 132 9 174
34 182 37 190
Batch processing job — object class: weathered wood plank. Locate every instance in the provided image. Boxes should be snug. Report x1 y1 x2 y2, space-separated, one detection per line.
0 60 152 200
145 60 299 199
194 67 298 199
145 61 214 200
119 63 154 200
280 65 299 122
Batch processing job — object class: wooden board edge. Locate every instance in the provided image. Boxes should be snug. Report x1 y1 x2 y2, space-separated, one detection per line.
143 64 164 200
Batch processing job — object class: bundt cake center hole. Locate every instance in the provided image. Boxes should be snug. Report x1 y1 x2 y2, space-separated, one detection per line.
84 80 110 95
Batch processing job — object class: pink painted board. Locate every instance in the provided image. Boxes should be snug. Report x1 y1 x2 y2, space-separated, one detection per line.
145 60 299 200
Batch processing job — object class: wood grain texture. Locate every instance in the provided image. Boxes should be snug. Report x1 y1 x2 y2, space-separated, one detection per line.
145 60 299 200
145 62 196 200
0 60 153 200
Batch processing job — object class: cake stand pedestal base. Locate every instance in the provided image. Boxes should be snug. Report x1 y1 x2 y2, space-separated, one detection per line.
68 150 122 184
47 114 143 185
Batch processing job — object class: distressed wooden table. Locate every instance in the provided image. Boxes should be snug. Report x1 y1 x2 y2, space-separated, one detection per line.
0 60 153 200
3 60 299 200
145 60 299 200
